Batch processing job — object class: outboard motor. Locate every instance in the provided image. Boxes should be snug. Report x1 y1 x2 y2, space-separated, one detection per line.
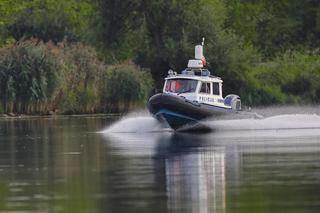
224 94 241 111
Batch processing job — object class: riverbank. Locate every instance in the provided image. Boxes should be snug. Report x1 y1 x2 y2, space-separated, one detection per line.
0 113 122 120
0 41 153 116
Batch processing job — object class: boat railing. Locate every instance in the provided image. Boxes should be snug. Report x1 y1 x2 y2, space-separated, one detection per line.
167 68 221 80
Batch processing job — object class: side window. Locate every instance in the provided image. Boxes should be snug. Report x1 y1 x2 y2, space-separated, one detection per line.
165 81 171 91
213 83 220 95
200 82 211 94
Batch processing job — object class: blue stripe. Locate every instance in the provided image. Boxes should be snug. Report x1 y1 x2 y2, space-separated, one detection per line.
155 109 197 122
155 109 198 128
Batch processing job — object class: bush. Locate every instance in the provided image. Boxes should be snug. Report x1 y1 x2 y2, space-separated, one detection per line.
3 0 93 44
56 42 105 113
0 40 107 114
0 40 153 114
101 63 153 112
245 51 320 105
0 39 60 114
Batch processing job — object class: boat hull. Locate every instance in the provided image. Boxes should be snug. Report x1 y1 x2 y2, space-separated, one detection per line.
148 93 234 130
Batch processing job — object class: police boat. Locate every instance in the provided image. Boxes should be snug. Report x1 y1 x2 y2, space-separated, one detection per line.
148 39 241 130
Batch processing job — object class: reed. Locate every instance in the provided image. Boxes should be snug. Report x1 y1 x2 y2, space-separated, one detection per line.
0 40 154 115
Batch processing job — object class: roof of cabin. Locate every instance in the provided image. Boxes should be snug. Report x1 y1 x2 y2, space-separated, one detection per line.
165 75 223 83
165 69 223 83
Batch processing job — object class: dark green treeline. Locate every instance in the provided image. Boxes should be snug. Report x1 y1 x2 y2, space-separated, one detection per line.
0 0 320 114
0 40 152 114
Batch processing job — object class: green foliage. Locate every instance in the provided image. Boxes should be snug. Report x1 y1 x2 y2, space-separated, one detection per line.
0 39 60 113
1 0 93 44
0 183 9 209
205 32 261 96
226 0 320 58
134 0 229 89
245 51 320 105
57 42 105 113
1 0 320 109
101 63 153 112
133 0 262 96
0 40 153 114
92 0 143 62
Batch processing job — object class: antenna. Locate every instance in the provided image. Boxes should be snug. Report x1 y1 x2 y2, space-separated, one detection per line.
201 37 205 46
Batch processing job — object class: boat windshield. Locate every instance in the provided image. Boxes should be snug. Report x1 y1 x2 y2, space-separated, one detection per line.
165 79 198 93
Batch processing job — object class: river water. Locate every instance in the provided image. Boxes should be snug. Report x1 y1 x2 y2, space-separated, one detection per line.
0 108 320 213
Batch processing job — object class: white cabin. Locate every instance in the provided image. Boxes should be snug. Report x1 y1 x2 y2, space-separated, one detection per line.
162 39 241 111
163 69 231 109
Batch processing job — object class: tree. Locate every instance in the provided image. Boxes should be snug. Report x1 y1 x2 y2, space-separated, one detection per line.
0 40 59 113
91 0 144 62
135 0 261 95
1 0 93 44
226 0 320 58
101 63 153 112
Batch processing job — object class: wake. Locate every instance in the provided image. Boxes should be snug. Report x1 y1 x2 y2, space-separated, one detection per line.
203 114 320 131
101 110 320 133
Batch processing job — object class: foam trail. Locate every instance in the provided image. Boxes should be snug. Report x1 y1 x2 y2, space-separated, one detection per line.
100 108 320 133
202 114 320 131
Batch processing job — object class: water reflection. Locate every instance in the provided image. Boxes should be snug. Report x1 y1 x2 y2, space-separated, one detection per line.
1 116 320 213
164 134 226 213
105 132 228 213
103 124 320 213
0 117 109 213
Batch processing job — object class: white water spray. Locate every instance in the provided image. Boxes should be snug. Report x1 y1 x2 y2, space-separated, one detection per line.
203 114 320 131
100 111 167 133
101 109 320 133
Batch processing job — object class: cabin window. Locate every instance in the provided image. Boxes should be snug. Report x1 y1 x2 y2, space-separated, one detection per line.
213 83 220 95
200 82 211 94
165 79 198 93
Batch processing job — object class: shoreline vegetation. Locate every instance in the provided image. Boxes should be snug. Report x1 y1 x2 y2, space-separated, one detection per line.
0 40 153 115
0 113 121 119
1 0 320 115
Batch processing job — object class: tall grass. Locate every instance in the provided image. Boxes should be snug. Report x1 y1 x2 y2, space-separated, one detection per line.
100 63 153 113
245 51 320 105
0 39 154 114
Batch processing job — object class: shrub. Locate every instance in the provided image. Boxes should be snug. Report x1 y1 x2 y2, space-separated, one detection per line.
56 42 105 113
245 51 320 105
0 40 106 114
0 39 60 114
101 63 153 112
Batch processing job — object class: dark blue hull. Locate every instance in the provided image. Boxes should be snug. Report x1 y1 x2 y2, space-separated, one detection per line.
154 109 198 129
148 93 234 130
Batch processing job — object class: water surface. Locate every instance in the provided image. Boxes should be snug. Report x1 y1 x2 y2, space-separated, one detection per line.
0 110 320 213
